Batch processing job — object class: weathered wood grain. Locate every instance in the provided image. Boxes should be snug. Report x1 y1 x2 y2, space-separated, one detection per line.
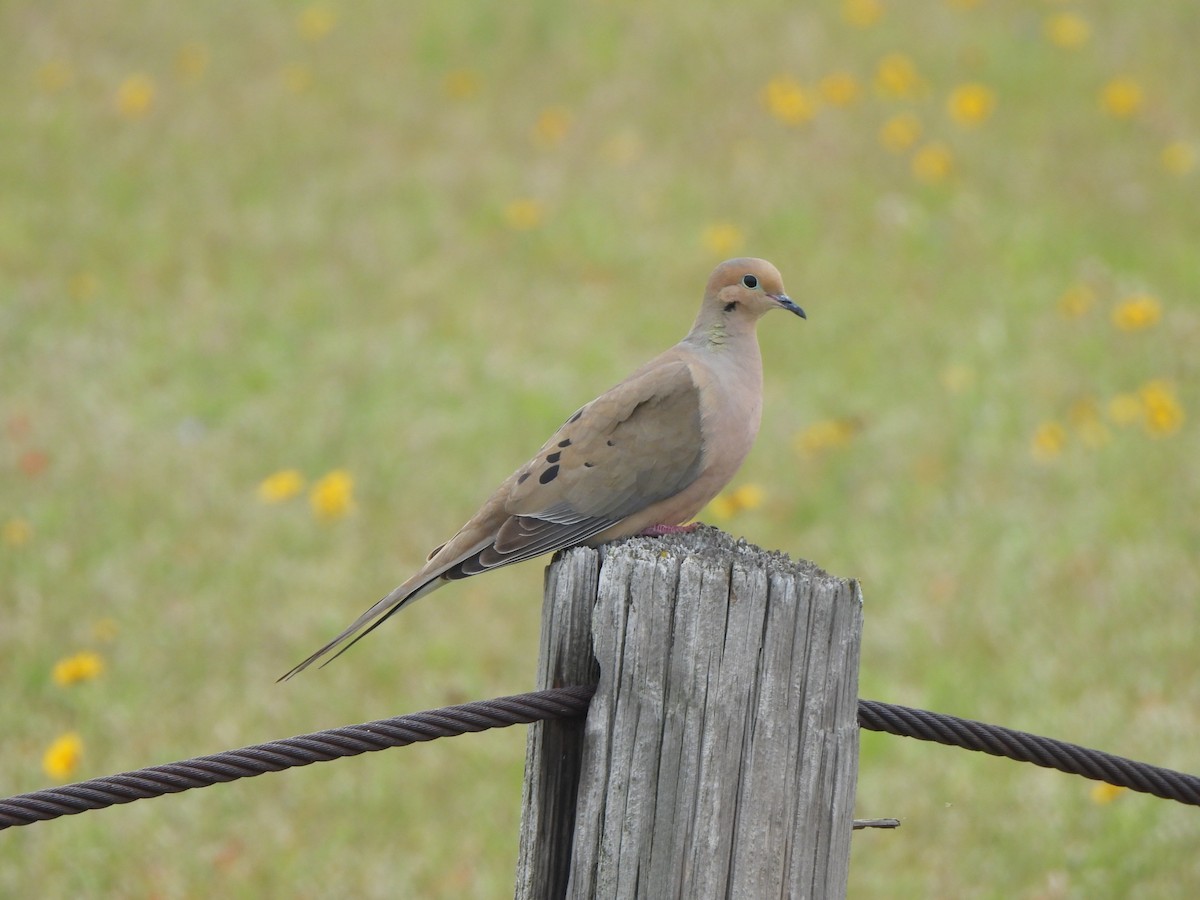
517 527 862 899
515 547 601 899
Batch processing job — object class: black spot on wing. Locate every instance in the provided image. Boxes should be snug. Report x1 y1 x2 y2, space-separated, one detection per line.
546 451 561 464
539 464 560 484
517 471 530 484
557 439 572 447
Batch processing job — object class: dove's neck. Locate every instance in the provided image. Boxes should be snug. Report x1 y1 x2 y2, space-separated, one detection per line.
682 317 764 398
685 302 763 350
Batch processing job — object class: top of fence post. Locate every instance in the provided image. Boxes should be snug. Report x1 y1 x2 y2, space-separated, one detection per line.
516 526 863 900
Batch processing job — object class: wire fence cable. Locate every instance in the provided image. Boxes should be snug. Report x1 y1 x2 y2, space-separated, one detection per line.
2 686 1197 831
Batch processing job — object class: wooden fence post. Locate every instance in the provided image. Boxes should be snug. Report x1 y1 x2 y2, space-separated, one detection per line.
516 526 863 899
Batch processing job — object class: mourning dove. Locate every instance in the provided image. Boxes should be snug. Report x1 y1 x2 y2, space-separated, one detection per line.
282 258 804 678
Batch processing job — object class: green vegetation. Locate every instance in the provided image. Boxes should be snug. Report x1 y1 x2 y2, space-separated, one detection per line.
2 1 1197 895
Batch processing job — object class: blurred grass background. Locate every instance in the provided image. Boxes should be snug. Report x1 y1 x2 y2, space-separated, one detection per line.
2 0 1198 895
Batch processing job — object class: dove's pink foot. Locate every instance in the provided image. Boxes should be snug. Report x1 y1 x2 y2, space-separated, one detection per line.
639 522 699 537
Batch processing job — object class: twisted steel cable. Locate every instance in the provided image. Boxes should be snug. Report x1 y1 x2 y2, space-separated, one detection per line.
856 699 1200 806
2 686 1197 831
0 686 595 830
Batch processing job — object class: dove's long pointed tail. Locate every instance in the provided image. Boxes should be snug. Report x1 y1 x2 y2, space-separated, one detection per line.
278 576 446 681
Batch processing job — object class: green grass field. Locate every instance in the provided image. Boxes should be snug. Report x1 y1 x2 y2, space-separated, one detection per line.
3 1 1198 895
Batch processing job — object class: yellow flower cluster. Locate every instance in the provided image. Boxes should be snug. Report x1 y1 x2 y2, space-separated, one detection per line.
1161 141 1196 175
258 469 305 502
762 76 819 126
946 83 996 127
1100 77 1143 119
1137 381 1185 437
43 733 84 781
258 468 356 520
875 54 924 100
707 484 766 522
1091 782 1126 805
52 651 105 686
114 74 155 119
911 142 954 184
879 113 922 153
310 470 355 520
1044 13 1091 49
1033 381 1185 461
1111 294 1162 331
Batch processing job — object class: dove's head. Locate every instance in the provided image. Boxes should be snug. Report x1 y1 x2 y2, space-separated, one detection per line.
692 258 805 342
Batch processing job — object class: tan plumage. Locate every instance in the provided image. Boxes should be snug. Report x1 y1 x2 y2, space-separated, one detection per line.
281 258 804 678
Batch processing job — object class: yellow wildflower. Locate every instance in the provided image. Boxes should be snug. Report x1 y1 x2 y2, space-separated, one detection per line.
443 69 479 100
310 469 355 520
875 53 923 99
297 4 337 42
504 198 544 231
1100 77 1143 119
282 64 312 93
1030 421 1067 461
175 43 210 81
258 469 305 503
1091 783 1126 805
1161 141 1196 176
532 107 572 149
52 651 105 686
1111 293 1161 331
818 71 861 107
43 733 84 781
731 484 764 510
37 60 73 93
708 494 737 521
2 518 32 546
762 76 818 126
702 223 744 256
1044 12 1090 49
1057 283 1095 319
842 0 883 28
1107 392 1143 427
911 142 954 184
1140 381 1184 438
114 74 155 119
795 419 860 456
707 484 765 521
879 113 922 153
947 83 995 127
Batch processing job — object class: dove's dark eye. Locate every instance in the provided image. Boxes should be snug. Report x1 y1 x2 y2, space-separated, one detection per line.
742 274 758 289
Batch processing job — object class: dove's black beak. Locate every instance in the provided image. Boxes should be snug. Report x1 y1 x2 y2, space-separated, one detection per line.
771 293 806 319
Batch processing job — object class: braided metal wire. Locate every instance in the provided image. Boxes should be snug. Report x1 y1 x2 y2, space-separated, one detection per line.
2 687 1197 831
857 699 1200 806
0 686 596 830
